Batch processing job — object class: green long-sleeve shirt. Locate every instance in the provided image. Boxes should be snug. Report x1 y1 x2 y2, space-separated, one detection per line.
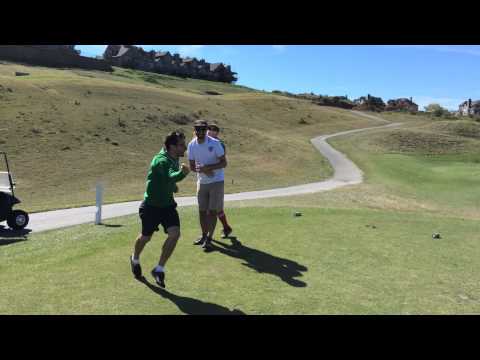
144 148 187 208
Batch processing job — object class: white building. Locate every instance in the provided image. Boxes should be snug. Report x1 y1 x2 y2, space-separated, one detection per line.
459 99 480 116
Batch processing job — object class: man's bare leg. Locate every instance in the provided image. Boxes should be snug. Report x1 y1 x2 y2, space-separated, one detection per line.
158 226 181 267
133 234 152 261
130 234 152 279
152 226 180 288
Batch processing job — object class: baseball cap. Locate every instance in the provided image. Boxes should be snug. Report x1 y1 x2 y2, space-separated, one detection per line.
193 120 208 128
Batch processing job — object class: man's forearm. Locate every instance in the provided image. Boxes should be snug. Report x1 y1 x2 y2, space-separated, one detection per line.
168 169 187 182
204 160 227 171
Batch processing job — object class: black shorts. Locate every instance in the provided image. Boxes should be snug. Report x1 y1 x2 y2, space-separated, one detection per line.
139 201 180 236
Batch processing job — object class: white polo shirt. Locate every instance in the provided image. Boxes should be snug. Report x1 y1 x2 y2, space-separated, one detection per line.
187 136 225 184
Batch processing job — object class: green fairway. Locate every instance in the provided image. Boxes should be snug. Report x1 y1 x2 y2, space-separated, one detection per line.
1 205 479 314
327 119 480 217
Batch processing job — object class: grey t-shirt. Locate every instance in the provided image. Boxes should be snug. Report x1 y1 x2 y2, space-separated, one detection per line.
187 136 225 184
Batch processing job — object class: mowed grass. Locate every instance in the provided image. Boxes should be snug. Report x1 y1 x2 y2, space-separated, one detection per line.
326 118 480 217
235 115 480 219
0 62 384 213
1 205 480 315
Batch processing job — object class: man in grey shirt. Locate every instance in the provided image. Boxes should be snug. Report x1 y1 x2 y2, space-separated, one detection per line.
187 120 227 252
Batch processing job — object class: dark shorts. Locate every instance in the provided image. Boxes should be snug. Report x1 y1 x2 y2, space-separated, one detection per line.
139 201 180 236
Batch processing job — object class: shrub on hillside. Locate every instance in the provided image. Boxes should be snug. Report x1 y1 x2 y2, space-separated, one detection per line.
167 113 194 125
143 75 159 84
205 91 222 95
315 96 355 109
424 103 449 117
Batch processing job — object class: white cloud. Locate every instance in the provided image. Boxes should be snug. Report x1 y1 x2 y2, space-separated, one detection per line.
389 45 480 57
272 45 287 52
433 46 480 57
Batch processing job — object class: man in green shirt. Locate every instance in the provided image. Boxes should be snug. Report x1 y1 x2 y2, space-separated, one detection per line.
130 130 190 288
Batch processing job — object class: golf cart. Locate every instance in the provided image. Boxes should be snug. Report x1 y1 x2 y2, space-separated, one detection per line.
0 152 29 230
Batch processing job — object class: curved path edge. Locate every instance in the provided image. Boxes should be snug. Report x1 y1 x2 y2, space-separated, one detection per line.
25 120 402 233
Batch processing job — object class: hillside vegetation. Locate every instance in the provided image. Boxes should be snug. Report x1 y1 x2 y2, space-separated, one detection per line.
1 62 384 212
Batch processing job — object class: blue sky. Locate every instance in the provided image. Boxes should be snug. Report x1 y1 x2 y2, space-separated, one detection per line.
76 45 480 111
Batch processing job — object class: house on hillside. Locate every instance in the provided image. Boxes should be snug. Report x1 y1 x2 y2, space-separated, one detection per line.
155 51 172 62
154 51 174 73
104 45 136 68
196 59 210 79
353 94 385 111
459 99 480 116
104 45 156 71
181 57 199 77
102 45 237 83
385 97 418 112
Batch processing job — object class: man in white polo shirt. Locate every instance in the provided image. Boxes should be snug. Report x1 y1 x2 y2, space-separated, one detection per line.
188 120 227 252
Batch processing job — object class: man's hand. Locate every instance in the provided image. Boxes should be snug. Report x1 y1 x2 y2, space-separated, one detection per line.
204 170 214 177
199 165 214 177
181 163 190 175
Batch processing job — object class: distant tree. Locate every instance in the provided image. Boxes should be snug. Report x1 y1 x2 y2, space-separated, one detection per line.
424 103 449 117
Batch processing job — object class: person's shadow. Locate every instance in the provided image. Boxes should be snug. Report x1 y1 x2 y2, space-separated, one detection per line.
139 277 246 315
0 225 31 246
210 237 308 287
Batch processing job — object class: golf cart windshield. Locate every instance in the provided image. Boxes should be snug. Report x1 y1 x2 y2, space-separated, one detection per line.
0 152 14 194
0 171 13 194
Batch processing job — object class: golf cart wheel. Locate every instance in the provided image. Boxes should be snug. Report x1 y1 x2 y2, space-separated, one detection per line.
7 210 29 230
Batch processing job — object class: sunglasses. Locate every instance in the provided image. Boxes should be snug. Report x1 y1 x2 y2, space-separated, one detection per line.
195 127 207 132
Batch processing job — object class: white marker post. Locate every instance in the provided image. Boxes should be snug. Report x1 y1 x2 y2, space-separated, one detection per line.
95 182 104 225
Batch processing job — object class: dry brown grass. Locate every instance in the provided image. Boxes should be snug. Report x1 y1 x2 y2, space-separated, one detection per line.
0 62 383 212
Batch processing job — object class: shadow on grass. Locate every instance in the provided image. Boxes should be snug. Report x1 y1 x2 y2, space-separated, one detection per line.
100 224 123 228
0 225 31 246
211 237 308 287
139 277 246 315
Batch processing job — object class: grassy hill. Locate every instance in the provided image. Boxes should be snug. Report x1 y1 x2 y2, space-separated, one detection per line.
1 61 385 212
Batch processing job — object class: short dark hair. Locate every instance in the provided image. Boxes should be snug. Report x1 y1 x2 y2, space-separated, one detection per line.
208 124 220 132
164 130 185 150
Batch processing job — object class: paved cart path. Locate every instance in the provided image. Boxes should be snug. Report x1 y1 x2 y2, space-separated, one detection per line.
23 115 402 233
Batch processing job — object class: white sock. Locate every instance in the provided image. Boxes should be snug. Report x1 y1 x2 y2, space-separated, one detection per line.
155 265 165 273
131 255 140 265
